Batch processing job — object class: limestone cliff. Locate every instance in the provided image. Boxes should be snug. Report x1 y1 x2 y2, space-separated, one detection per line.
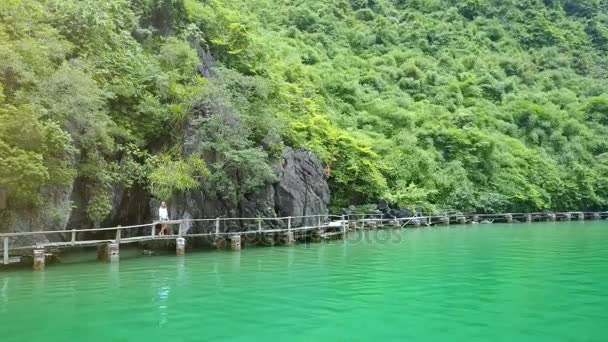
159 148 330 228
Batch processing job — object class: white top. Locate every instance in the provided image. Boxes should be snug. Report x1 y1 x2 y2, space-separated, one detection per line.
159 207 169 220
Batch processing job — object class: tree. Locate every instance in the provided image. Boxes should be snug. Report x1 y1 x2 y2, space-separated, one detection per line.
188 78 276 215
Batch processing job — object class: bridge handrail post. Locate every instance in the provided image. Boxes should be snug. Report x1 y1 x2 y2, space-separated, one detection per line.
3 237 8 265
116 225 121 243
287 216 292 232
70 229 76 246
151 221 156 238
215 218 220 237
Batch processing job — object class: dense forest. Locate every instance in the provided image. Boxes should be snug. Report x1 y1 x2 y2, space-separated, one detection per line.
2 0 608 229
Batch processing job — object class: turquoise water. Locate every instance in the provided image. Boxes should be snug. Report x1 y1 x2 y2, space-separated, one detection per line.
1 222 608 341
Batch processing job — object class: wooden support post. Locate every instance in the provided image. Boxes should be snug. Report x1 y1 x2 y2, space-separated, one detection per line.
215 218 220 237
318 216 322 229
287 216 292 231
258 219 262 232
3 237 8 265
33 249 45 271
70 229 76 246
526 214 532 223
349 216 356 229
231 235 241 251
312 229 322 243
109 243 119 262
578 213 585 221
444 216 450 226
115 226 122 243
341 215 347 237
506 214 513 223
97 243 119 262
176 237 186 256
369 220 377 229
97 244 108 261
285 231 295 246
151 222 156 238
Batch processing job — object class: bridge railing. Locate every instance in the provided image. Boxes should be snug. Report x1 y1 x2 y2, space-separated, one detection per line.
2 211 607 264
185 214 343 236
0 214 346 258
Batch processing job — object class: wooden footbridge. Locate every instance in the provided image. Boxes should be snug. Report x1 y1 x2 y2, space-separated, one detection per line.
1 211 607 270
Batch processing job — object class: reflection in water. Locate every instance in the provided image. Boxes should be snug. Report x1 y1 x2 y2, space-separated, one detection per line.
1 222 608 342
1 278 8 310
286 243 295 269
32 269 46 298
231 250 241 271
157 285 170 327
176 255 185 283
110 263 120 289
211 258 222 294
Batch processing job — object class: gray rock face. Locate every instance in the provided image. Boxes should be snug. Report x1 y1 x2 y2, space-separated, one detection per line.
158 148 330 229
273 149 330 226
4 183 74 247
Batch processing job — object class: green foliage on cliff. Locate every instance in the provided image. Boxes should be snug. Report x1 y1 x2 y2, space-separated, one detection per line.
2 0 608 225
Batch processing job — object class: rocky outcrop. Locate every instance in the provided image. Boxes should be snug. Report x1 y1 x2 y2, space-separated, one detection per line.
3 183 74 247
158 148 330 229
157 44 331 227
272 149 330 225
63 180 151 239
2 147 329 248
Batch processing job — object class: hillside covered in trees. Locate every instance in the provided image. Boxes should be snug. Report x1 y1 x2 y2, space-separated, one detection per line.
2 0 608 229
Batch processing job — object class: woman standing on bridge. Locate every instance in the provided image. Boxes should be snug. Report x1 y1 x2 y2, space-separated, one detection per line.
158 202 170 236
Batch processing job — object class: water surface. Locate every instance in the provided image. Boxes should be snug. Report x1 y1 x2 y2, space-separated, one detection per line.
1 222 608 341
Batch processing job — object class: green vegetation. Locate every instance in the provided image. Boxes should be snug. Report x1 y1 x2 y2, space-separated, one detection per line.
2 0 608 227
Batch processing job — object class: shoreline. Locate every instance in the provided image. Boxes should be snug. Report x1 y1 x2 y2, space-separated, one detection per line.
1 211 607 271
